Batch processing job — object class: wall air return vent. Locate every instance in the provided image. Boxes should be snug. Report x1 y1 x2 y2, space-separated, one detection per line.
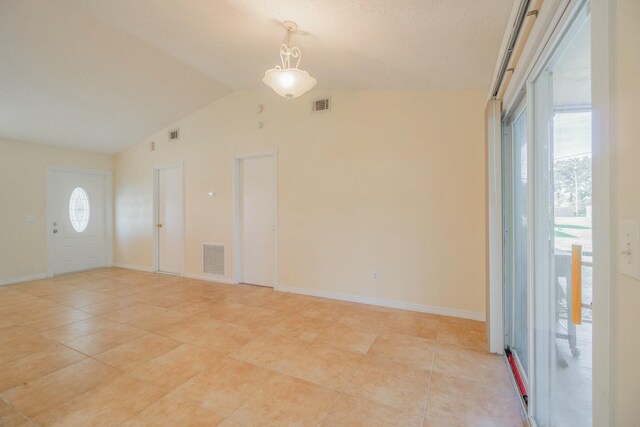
168 128 179 142
312 98 330 113
203 243 225 276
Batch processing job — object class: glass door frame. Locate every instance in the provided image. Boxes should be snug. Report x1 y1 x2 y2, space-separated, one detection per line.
502 95 532 395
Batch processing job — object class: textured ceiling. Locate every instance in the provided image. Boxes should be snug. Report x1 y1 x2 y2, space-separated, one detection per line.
0 0 514 153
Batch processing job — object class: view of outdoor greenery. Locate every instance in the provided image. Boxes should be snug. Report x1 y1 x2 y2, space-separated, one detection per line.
554 155 592 217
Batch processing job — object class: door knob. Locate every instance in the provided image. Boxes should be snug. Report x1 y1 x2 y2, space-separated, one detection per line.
157 224 163 228
53 229 58 234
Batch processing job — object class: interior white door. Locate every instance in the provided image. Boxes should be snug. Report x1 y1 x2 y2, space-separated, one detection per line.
239 156 276 287
157 167 184 274
50 169 108 275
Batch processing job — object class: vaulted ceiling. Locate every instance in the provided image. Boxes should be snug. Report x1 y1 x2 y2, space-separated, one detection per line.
0 0 514 153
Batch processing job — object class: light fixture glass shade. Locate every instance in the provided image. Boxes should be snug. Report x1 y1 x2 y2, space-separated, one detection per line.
262 68 317 99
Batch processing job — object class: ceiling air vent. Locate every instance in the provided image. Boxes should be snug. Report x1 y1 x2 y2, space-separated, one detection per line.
203 243 225 276
168 128 179 142
312 98 330 113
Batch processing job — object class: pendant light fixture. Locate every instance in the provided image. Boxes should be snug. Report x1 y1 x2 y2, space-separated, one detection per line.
263 21 316 99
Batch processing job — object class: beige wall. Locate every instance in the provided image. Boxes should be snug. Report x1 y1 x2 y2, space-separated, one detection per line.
612 0 640 423
0 139 113 282
114 89 488 318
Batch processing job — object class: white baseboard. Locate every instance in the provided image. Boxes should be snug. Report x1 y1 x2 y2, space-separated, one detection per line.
183 272 234 285
0 273 47 287
277 285 485 321
113 263 153 272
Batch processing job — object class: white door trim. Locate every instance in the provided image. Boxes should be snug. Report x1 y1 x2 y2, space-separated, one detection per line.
486 98 504 354
152 163 185 275
590 0 613 424
232 151 279 289
45 166 113 277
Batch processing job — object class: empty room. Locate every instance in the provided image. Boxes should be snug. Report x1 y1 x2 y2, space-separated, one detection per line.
0 0 637 426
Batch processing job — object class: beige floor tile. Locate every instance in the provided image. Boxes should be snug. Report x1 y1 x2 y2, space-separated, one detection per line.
45 289 116 308
280 344 363 390
230 333 308 371
385 312 440 340
0 302 69 324
19 308 94 332
338 312 391 333
0 291 41 310
15 283 77 298
41 316 119 343
0 333 55 364
216 419 244 427
433 343 512 386
230 374 338 427
156 315 224 343
121 288 180 304
437 318 488 352
100 303 160 323
78 297 139 316
344 356 430 415
189 322 261 354
121 394 224 426
0 270 525 426
313 324 378 354
0 324 40 343
0 344 87 392
422 416 462 427
267 312 332 342
0 399 32 426
229 305 288 331
202 301 285 331
166 295 220 314
0 317 14 328
302 300 358 321
321 393 423 427
127 343 227 390
64 324 146 356
368 332 435 369
170 357 277 417
231 289 312 312
94 333 181 370
0 358 121 418
34 375 165 426
426 372 526 426
104 304 188 332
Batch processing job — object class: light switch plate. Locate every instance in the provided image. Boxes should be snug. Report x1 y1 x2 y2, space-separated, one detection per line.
619 220 640 280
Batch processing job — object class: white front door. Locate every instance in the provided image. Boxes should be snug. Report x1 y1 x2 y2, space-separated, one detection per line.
49 169 110 275
239 155 276 287
157 166 184 274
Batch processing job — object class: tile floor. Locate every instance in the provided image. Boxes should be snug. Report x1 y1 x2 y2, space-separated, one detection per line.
0 268 527 426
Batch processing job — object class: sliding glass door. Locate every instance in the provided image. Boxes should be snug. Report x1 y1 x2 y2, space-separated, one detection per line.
530 7 592 427
503 3 593 426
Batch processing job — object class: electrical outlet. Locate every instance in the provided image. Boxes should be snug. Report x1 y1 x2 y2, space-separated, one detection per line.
372 271 380 281
26 214 36 223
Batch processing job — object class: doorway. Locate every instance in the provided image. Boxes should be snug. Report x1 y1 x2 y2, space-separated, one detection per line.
502 4 593 426
233 153 278 288
47 167 112 275
154 165 184 275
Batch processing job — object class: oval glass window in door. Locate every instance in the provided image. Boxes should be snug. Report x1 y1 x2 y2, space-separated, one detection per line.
69 187 90 232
